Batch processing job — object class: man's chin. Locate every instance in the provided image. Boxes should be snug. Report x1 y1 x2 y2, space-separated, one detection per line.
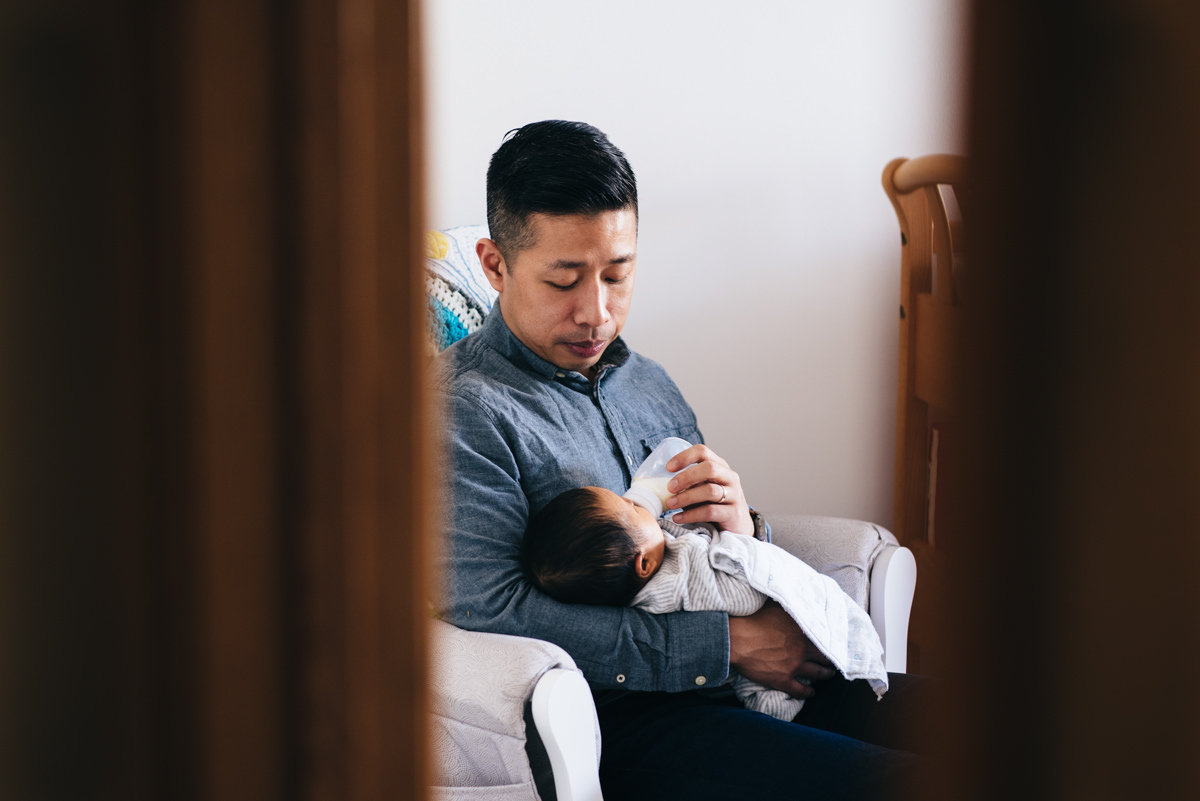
554 339 608 373
562 339 608 362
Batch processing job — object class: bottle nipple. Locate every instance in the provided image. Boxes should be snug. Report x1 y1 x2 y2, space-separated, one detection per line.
622 437 692 516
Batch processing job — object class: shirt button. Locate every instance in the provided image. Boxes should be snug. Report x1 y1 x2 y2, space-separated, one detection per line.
554 371 565 378
695 676 707 686
616 674 626 683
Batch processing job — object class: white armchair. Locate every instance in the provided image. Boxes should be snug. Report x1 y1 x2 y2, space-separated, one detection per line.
424 226 917 801
429 515 915 801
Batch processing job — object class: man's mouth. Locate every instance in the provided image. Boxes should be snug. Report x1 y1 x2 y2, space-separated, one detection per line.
565 339 606 358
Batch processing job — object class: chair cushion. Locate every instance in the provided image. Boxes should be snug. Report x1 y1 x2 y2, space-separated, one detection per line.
425 225 497 353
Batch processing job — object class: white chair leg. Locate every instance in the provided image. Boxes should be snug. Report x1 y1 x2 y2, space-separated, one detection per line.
530 668 604 801
868 545 917 673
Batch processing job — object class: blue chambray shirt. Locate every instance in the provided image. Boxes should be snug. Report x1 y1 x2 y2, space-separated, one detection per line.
433 305 731 696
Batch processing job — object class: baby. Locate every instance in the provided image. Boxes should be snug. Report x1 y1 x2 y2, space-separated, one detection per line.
522 486 889 721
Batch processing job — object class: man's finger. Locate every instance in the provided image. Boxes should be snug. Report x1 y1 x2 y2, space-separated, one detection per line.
666 462 718 493
795 660 837 681
665 443 723 473
780 679 817 700
669 500 739 526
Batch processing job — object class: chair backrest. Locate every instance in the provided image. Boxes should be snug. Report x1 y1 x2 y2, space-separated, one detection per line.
424 225 497 354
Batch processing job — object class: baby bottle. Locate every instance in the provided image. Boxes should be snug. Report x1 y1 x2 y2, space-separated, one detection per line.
622 437 692 516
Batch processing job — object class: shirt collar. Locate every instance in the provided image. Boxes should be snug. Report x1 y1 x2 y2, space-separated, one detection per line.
479 304 631 381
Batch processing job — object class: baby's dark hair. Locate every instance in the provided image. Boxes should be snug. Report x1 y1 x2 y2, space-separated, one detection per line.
522 486 646 606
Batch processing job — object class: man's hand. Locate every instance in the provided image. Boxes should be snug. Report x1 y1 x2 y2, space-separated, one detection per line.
728 601 837 699
663 443 754 535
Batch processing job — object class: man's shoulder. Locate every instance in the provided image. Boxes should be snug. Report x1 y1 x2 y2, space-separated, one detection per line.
620 346 670 375
431 332 500 395
432 332 554 435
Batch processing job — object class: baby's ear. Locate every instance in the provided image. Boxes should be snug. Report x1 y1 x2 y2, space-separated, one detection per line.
633 551 655 579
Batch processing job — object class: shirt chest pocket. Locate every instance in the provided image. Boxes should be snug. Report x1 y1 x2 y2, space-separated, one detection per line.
633 424 704 469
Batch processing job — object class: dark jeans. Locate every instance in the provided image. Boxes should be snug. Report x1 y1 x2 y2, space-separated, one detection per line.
596 673 934 801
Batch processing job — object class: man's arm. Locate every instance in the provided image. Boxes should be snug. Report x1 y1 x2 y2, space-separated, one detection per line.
439 390 730 693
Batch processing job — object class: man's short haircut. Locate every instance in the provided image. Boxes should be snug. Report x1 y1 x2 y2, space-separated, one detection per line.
486 120 639 261
522 486 645 607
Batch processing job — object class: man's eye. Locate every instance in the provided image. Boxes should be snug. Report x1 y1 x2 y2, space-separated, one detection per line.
548 281 575 291
606 276 629 285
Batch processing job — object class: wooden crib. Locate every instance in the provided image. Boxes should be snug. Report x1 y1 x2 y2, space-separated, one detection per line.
882 154 967 675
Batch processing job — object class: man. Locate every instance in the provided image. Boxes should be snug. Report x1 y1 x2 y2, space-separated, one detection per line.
435 120 927 800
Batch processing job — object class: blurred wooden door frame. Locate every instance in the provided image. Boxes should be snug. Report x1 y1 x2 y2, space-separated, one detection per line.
292 1 432 799
0 1 430 799
940 2 1200 800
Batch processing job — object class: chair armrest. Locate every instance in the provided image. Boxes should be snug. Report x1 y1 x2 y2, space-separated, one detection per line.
531 669 604 801
869 544 917 672
430 620 601 798
760 513 914 672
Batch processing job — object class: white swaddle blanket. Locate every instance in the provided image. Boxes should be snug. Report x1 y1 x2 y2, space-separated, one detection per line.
631 520 888 720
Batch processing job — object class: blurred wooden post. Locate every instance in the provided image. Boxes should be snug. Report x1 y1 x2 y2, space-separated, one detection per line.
941 2 1200 799
0 1 429 799
294 1 432 799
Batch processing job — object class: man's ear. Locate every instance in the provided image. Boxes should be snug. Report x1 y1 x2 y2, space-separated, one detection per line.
476 238 507 293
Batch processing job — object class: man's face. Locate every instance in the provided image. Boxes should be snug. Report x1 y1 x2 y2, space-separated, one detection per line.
479 208 638 377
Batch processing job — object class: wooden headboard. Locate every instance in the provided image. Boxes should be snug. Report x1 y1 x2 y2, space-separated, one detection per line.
882 155 967 674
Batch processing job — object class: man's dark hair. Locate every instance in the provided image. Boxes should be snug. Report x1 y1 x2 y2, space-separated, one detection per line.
522 486 646 606
486 120 639 261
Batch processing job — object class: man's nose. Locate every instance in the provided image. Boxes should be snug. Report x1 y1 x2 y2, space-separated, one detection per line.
574 279 610 328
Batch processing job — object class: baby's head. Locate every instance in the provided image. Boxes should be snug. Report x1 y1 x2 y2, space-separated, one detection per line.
523 486 666 606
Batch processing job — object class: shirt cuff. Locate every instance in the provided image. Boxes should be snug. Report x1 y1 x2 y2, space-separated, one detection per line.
662 610 732 692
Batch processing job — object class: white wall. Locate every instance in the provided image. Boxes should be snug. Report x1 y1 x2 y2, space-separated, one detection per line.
425 0 967 525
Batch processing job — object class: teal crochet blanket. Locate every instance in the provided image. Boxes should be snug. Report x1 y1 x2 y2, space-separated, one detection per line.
424 225 497 353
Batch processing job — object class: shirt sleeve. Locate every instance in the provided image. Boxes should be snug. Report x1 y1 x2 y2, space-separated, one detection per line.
438 389 731 693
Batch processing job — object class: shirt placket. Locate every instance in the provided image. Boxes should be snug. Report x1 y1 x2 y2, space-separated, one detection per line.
592 365 640 483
